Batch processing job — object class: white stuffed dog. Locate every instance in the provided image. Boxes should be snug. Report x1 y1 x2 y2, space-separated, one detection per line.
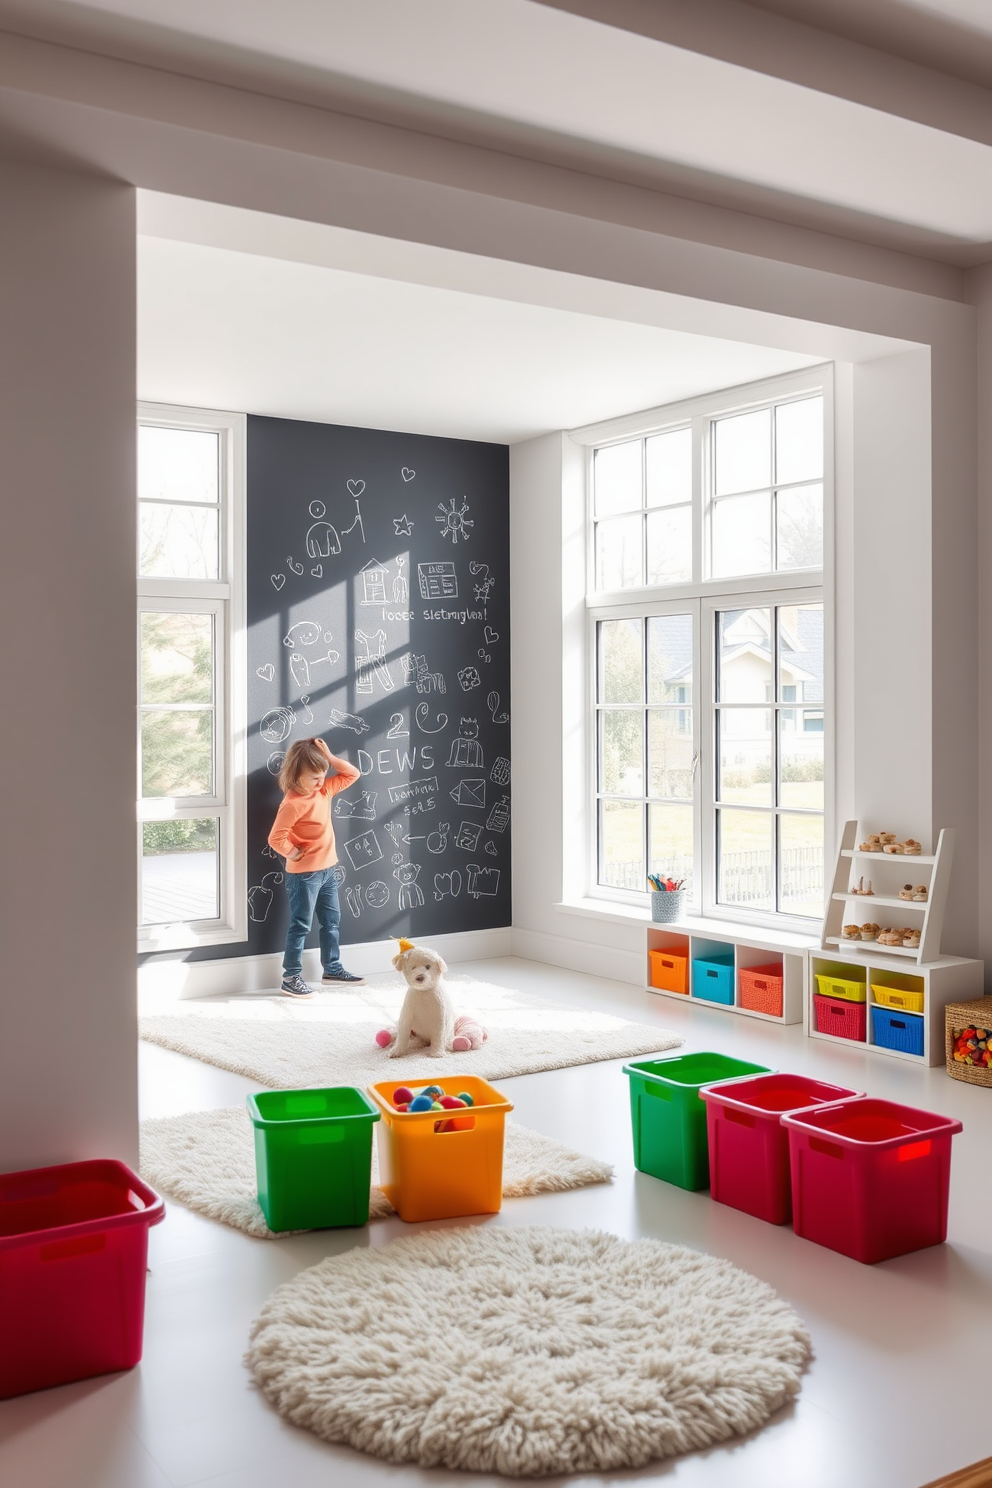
375 939 489 1057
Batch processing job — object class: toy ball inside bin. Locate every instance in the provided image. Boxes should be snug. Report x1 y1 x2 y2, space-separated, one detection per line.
623 1053 771 1191
247 1086 380 1232
0 1159 164 1399
367 1075 512 1222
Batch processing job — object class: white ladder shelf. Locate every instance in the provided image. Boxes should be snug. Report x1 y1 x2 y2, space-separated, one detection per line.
821 820 954 965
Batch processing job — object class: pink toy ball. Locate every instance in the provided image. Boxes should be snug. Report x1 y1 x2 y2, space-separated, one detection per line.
393 1086 414 1106
375 1029 393 1049
438 1095 465 1110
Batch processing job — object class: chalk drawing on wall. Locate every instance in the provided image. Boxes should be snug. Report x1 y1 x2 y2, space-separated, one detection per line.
298 695 314 724
436 497 473 544
385 821 412 851
486 795 510 834
415 703 448 733
287 557 304 575
256 664 274 682
466 863 500 898
403 653 446 694
271 573 285 590
328 708 370 735
355 629 394 695
386 712 409 739
426 822 450 853
388 776 438 811
446 719 483 770
393 555 409 603
365 880 389 909
394 861 424 908
334 789 377 821
331 864 347 886
345 884 363 918
484 839 499 856
487 690 509 724
360 559 389 605
311 564 323 578
393 515 414 537
261 706 295 743
305 499 341 557
266 751 286 776
283 620 323 648
491 757 510 785
469 561 495 603
342 480 366 544
457 666 481 691
484 626 499 646
418 561 458 600
434 870 462 902
344 829 383 872
401 467 415 481
248 871 283 922
454 821 482 852
450 778 486 809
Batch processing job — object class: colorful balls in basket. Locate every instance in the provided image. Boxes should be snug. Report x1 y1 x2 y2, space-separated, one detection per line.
951 1026 992 1067
391 1084 473 1131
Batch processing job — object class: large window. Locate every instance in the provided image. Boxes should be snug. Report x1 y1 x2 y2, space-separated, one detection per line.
585 370 828 928
137 405 246 950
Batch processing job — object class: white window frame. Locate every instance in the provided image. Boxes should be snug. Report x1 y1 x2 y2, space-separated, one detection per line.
137 402 247 952
575 365 833 936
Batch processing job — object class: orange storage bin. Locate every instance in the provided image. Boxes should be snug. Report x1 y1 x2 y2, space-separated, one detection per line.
367 1075 513 1222
738 963 784 1017
649 949 689 994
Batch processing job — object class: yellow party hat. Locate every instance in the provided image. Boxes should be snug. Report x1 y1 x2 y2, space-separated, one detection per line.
396 937 415 952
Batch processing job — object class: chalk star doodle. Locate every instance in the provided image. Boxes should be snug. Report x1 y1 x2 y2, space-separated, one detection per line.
469 561 495 603
457 666 481 691
393 514 414 536
436 497 473 544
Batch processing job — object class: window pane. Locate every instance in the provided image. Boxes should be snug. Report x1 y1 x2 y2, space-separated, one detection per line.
717 709 772 806
717 808 773 910
594 441 642 517
778 603 823 704
600 799 644 889
140 502 219 580
775 396 823 486
776 483 823 570
141 612 213 705
646 428 691 507
779 812 824 918
600 710 643 795
599 619 643 703
780 713 824 810
717 608 772 703
648 710 694 798
141 819 219 925
712 493 771 578
647 614 693 704
139 426 219 504
649 802 693 894
141 710 213 797
646 506 692 585
714 408 771 495
595 515 642 590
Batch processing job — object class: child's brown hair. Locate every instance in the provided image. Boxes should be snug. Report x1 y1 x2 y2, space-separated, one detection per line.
278 738 328 795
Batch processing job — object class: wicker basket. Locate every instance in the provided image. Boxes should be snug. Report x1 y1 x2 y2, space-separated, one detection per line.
945 996 992 1087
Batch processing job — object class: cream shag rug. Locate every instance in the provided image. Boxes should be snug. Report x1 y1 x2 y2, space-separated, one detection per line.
140 1106 613 1238
139 977 680 1090
247 1226 811 1477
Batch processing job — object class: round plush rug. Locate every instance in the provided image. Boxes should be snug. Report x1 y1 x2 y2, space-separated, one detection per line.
246 1226 811 1477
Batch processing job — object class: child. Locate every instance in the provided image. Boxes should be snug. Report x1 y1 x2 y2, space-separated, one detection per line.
267 736 364 997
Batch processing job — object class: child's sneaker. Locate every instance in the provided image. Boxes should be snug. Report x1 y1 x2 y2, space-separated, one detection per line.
321 968 366 986
280 974 313 998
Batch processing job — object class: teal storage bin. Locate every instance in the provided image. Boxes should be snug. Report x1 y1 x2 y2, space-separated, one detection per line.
623 1053 772 1190
247 1086 379 1232
692 956 735 1005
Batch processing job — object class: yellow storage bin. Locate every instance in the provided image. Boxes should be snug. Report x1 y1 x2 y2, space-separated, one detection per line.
872 983 925 1014
814 971 866 1004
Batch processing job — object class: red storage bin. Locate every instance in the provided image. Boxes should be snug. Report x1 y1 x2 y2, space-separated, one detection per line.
700 1073 862 1224
0 1159 165 1398
782 1098 962 1263
814 992 866 1041
738 963 784 1017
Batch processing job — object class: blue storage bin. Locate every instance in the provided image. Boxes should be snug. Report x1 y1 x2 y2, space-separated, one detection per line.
692 957 735 1005
871 1004 925 1057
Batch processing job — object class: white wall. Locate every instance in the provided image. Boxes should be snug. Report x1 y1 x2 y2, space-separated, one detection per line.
0 161 139 1171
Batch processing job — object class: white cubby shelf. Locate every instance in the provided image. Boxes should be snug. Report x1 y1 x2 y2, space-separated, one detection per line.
808 950 982 1066
645 918 808 1025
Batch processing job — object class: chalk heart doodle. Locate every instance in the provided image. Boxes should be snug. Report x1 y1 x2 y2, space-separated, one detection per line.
270 573 285 591
287 557 304 575
347 479 366 498
401 467 416 481
311 564 323 578
484 626 499 646
256 664 275 682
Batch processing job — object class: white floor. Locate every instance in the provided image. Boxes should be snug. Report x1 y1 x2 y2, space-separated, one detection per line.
2 955 990 1488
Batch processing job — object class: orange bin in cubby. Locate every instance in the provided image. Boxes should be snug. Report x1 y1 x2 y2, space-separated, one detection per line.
649 949 689 994
367 1075 513 1222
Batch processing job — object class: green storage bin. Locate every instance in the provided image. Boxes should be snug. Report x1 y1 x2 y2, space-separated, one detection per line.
247 1086 380 1231
623 1052 772 1190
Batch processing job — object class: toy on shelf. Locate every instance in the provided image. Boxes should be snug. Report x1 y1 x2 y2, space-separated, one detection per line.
850 877 874 896
856 832 922 855
860 922 880 941
822 820 955 964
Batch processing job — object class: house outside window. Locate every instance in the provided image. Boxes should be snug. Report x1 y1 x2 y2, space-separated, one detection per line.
578 368 830 930
137 404 247 950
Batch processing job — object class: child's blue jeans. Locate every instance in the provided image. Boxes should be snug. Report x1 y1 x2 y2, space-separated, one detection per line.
282 868 343 977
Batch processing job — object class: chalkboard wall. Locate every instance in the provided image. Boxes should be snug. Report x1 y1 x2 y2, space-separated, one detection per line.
246 416 510 954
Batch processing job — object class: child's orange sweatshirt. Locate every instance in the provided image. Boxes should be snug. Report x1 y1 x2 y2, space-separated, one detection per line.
267 759 361 872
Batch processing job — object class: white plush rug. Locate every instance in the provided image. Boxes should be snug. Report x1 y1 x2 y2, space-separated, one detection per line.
139 977 680 1090
140 1106 613 1238
247 1226 811 1477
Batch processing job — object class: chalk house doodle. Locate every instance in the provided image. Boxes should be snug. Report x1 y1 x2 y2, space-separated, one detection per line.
246 414 508 956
